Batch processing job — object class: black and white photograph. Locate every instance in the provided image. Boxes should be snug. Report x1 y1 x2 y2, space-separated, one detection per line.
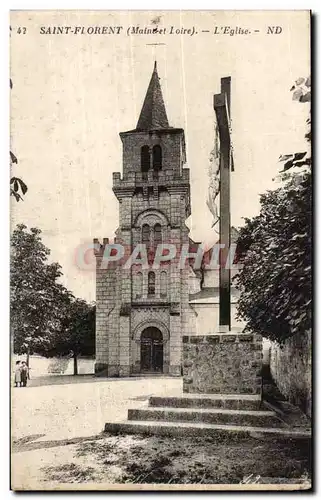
10 10 311 490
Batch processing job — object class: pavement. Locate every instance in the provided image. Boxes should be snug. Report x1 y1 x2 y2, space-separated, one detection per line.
11 375 185 489
12 375 183 442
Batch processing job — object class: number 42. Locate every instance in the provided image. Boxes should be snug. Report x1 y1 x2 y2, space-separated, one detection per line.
17 27 27 34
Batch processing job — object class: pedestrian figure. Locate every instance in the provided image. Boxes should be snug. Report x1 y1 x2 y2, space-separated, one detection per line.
14 361 21 387
20 361 29 388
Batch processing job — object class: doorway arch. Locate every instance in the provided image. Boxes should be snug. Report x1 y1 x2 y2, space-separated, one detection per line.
140 327 163 373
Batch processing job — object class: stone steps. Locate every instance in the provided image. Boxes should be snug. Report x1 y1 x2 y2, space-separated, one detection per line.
104 393 310 440
149 394 261 411
104 420 311 440
127 407 278 427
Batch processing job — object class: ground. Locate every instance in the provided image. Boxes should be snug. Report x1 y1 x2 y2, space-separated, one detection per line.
11 375 311 490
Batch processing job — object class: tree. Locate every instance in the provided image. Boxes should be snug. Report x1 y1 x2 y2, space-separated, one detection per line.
10 72 28 201
234 78 311 344
10 152 28 201
11 224 72 362
47 300 96 375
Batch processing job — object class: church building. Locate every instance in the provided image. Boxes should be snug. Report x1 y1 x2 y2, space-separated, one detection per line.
94 63 242 377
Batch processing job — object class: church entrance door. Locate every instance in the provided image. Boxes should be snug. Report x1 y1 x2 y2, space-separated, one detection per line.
140 327 163 373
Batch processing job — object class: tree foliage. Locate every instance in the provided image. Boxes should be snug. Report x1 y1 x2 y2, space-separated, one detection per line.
47 299 95 374
10 149 28 202
11 224 72 354
11 224 95 370
10 75 28 201
234 78 311 344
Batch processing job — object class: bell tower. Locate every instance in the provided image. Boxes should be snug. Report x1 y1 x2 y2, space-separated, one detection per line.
117 62 189 185
94 62 192 377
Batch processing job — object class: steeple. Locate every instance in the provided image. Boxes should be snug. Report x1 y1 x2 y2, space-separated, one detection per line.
136 62 170 130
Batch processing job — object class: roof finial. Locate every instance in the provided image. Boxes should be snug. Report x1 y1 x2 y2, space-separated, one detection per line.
154 61 157 71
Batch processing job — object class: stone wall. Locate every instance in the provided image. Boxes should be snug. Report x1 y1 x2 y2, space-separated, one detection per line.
12 354 95 376
94 253 121 377
183 333 262 395
270 330 311 417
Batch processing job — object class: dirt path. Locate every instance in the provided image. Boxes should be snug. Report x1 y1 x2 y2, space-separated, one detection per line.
11 375 311 490
12 432 311 489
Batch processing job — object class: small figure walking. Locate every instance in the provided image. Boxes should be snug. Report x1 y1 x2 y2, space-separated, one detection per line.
20 361 29 388
14 361 21 387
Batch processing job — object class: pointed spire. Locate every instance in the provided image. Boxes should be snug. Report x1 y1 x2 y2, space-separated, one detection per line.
136 62 170 130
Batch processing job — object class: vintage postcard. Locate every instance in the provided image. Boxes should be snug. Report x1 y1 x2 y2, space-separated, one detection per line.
10 10 311 491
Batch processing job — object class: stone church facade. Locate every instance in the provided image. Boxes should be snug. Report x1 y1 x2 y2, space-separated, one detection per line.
94 63 192 377
94 63 243 377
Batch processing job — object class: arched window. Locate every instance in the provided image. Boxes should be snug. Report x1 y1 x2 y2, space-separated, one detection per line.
160 271 167 298
148 271 156 296
134 272 143 299
154 223 162 245
153 145 162 171
141 146 150 178
142 224 150 244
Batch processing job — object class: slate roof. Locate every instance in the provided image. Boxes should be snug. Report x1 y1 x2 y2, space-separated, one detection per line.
189 287 240 304
187 227 241 266
136 62 170 130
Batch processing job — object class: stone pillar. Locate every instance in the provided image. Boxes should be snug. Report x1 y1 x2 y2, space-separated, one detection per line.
132 339 141 374
116 190 133 378
168 224 182 376
119 225 132 377
169 314 182 376
106 265 121 376
119 315 130 376
163 337 170 374
94 260 109 376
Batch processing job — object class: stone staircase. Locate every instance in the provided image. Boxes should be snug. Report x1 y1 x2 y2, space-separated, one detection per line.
104 394 311 440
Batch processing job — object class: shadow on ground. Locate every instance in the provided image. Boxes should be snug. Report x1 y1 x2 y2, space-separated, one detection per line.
262 369 311 430
16 374 177 388
40 432 311 485
12 434 105 453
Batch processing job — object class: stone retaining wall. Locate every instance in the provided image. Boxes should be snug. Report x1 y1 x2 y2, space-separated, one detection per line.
270 330 311 417
183 333 262 395
12 354 95 376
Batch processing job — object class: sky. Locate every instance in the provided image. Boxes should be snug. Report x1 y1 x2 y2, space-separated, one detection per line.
10 10 310 302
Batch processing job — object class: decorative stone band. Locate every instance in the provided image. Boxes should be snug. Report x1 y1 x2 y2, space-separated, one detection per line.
182 333 263 396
